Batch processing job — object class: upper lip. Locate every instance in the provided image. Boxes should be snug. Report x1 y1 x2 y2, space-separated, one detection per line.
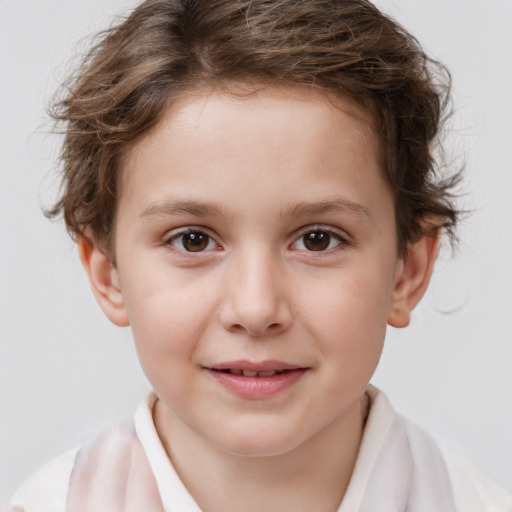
205 360 305 372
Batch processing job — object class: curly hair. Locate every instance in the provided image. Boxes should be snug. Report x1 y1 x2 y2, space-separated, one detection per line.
48 0 460 257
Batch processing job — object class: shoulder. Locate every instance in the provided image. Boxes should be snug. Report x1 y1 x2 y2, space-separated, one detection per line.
367 387 512 511
399 415 512 512
8 447 78 512
398 414 512 511
439 444 512 512
7 394 156 512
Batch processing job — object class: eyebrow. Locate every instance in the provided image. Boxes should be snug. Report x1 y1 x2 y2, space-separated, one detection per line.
140 200 232 219
139 198 374 223
281 199 374 223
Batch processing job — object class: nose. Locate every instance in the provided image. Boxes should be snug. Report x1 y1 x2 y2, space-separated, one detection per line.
218 250 293 337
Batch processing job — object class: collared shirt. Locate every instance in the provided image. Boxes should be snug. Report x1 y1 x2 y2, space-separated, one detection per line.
9 386 512 511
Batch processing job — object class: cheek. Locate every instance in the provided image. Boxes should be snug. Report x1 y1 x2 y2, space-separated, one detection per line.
299 264 393 367
122 275 218 369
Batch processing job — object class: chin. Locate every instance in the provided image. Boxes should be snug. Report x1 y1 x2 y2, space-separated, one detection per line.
210 422 307 458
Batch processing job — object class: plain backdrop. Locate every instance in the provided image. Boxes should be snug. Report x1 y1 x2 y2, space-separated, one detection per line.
1 0 511 503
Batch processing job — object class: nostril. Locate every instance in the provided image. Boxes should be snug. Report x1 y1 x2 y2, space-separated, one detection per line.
232 324 245 332
229 322 282 336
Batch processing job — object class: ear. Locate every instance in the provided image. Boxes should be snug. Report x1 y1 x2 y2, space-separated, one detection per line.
388 228 440 328
78 235 130 327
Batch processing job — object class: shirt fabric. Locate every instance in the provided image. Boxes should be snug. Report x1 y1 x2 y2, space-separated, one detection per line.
9 386 512 511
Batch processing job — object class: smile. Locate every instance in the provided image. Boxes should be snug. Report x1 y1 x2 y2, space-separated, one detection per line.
205 361 308 399
215 369 291 377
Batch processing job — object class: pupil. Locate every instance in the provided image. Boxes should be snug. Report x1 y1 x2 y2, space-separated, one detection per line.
183 232 208 252
304 232 330 251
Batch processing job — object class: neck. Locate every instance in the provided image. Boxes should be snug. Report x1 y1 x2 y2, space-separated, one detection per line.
154 393 369 512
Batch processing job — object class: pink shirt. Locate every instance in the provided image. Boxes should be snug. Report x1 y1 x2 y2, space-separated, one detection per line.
9 386 512 511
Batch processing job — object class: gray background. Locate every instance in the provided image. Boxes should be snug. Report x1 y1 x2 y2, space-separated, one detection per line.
1 0 511 502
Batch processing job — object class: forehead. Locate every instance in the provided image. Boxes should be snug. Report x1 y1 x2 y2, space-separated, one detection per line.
117 84 390 227
121 85 379 180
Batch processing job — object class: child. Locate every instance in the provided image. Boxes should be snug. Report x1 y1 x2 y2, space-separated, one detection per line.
8 0 512 510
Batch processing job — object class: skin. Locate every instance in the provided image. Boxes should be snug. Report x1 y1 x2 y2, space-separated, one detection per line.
79 85 439 512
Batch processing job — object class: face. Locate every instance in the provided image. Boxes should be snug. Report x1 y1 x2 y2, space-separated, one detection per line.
107 86 405 457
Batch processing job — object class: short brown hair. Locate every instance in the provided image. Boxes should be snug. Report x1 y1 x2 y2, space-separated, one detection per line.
48 0 460 257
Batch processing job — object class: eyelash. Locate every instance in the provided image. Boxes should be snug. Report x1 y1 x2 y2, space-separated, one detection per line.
164 227 220 254
290 226 350 254
162 226 351 255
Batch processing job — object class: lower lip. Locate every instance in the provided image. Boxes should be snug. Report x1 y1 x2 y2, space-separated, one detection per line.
206 369 307 399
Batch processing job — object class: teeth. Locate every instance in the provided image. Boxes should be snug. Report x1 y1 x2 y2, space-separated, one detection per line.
220 369 289 376
225 369 280 377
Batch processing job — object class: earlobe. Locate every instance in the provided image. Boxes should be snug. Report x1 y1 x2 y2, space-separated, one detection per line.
388 229 440 328
78 236 130 327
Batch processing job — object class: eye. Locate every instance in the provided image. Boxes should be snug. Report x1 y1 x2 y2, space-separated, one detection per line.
167 230 219 253
291 228 347 252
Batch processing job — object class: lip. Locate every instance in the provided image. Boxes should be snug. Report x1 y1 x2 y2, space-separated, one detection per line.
204 360 308 399
207 360 304 372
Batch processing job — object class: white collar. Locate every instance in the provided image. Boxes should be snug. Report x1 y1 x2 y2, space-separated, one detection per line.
134 385 455 512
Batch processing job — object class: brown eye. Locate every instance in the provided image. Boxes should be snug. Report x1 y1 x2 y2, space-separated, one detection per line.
291 229 346 253
169 230 217 252
302 231 331 251
182 232 210 252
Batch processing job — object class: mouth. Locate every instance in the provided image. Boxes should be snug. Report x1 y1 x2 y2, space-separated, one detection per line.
204 361 308 399
211 368 294 377
205 360 306 375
